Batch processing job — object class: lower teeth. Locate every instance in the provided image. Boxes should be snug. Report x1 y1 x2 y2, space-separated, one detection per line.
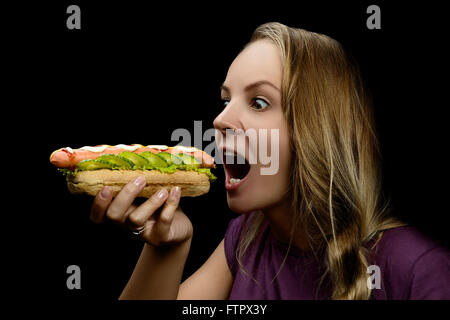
230 178 241 184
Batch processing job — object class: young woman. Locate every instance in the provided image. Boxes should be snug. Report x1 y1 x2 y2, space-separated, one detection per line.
89 22 450 300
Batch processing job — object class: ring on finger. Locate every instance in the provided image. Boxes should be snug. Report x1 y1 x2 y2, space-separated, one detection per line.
131 225 146 235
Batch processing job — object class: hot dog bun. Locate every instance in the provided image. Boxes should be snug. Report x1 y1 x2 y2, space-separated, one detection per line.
67 169 210 198
51 144 216 198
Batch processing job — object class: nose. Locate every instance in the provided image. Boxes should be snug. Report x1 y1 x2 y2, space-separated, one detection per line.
213 103 240 135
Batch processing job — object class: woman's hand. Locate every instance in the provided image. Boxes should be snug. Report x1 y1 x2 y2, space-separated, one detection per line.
89 176 193 246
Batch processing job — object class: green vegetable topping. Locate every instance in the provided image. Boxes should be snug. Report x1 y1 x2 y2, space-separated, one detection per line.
176 153 201 167
76 159 115 171
119 151 149 169
57 151 216 181
156 152 183 165
139 151 169 168
96 154 133 169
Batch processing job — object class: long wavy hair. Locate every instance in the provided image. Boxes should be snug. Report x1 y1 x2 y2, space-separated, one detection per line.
235 22 404 300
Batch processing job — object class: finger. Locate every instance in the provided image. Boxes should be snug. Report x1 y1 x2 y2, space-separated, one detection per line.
127 188 169 228
141 207 188 245
120 203 140 231
140 219 157 243
90 186 113 223
106 176 146 223
153 186 181 241
123 203 138 218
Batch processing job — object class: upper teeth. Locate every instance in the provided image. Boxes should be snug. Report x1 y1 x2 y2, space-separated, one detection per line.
230 178 241 184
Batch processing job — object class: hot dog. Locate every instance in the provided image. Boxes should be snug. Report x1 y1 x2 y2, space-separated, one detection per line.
50 144 216 197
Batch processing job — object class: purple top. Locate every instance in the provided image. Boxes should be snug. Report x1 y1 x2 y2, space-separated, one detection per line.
224 213 450 300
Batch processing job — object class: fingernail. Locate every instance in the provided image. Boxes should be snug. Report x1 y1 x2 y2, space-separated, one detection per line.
156 188 168 199
133 176 146 187
100 187 111 199
171 186 181 199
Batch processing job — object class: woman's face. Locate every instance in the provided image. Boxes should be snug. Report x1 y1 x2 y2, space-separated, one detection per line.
213 40 292 214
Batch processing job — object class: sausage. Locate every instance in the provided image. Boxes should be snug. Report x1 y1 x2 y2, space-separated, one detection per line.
50 145 215 169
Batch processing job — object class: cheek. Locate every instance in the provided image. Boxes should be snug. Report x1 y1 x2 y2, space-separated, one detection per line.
257 135 292 203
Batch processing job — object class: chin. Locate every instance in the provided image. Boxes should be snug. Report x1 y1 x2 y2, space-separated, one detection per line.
226 195 257 214
225 181 271 214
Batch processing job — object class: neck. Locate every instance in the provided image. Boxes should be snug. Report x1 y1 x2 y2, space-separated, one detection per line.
260 201 310 251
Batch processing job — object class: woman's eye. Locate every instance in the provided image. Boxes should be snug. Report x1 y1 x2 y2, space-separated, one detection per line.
251 98 269 110
220 99 230 108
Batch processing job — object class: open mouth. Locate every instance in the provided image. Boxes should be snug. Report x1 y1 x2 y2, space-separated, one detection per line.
223 150 251 188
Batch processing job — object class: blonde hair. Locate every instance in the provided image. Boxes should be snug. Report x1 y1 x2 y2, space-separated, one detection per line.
235 22 404 299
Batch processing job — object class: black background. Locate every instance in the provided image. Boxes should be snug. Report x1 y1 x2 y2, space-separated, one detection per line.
6 0 449 308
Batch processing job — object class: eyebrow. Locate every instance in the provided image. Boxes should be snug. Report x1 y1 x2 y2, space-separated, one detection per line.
220 80 281 93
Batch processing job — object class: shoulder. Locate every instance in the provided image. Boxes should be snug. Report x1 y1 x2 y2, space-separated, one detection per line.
374 225 445 265
372 225 450 299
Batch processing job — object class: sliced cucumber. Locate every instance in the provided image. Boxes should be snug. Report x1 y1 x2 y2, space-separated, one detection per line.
76 159 115 171
176 153 201 167
119 151 149 169
139 151 169 168
157 152 183 166
96 154 133 169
